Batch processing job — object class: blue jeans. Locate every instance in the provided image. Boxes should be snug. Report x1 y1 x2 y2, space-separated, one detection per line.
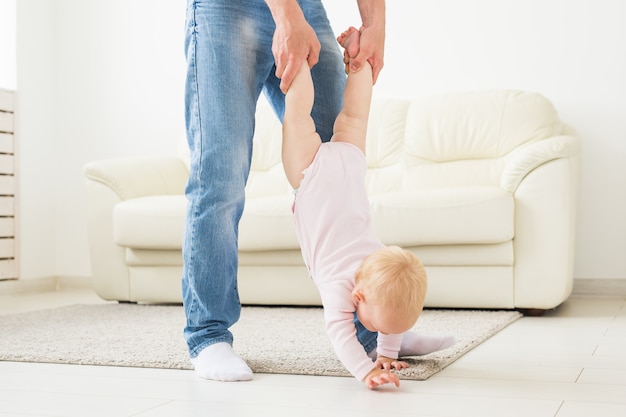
182 0 377 358
354 313 378 355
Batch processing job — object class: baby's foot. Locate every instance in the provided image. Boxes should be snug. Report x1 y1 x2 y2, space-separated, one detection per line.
337 26 361 58
190 342 253 382
399 332 456 357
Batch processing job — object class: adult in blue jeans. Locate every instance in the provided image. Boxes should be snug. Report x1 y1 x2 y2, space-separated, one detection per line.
183 0 386 382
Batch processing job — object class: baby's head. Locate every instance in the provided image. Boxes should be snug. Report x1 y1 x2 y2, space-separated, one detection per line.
352 246 427 335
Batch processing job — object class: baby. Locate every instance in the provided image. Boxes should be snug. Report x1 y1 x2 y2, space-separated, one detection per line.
282 27 455 389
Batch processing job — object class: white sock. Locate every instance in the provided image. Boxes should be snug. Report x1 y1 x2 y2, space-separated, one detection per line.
399 332 456 357
190 342 253 382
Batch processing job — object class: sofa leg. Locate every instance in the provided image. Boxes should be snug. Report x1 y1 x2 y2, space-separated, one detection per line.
518 308 547 316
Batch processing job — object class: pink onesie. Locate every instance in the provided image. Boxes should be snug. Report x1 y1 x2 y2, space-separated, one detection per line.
292 141 403 381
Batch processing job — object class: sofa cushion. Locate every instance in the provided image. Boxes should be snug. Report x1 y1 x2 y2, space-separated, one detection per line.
238 195 298 251
113 186 513 251
372 186 514 246
114 195 186 250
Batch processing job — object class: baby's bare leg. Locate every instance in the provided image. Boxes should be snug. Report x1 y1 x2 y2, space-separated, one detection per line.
282 61 322 189
332 28 372 153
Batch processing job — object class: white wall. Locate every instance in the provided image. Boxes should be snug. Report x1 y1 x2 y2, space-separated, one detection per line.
323 0 626 280
13 0 626 281
0 0 17 89
15 0 186 279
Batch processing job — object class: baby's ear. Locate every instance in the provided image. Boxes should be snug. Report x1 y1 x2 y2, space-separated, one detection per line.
352 289 366 304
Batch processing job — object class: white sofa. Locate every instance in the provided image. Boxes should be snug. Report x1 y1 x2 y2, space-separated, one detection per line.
84 90 581 312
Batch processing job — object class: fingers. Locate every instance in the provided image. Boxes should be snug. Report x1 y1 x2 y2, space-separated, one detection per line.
349 24 385 84
391 360 409 371
366 372 401 389
349 51 384 84
279 48 319 93
307 46 320 68
374 358 386 369
343 50 350 75
274 55 286 83
276 50 307 93
375 356 408 368
278 58 299 93
370 57 384 85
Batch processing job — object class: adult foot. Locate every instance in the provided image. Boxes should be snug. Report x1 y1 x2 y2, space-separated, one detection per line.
190 342 253 382
398 332 456 357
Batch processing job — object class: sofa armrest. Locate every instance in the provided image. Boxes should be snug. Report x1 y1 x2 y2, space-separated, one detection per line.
512 153 581 309
83 155 188 302
84 155 189 200
500 135 580 193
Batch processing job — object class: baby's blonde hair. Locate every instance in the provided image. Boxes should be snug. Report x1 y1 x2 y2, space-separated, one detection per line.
354 246 427 327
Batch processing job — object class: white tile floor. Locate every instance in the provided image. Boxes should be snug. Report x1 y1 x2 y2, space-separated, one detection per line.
0 287 625 417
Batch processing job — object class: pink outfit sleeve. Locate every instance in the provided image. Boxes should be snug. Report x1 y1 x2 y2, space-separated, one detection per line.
319 281 404 381
317 280 376 381
376 333 403 359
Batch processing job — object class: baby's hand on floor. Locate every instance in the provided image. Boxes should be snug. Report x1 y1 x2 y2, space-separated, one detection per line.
375 355 408 372
363 368 401 389
362 356 409 389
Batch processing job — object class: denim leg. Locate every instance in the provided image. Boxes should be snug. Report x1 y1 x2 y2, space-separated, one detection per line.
182 0 277 357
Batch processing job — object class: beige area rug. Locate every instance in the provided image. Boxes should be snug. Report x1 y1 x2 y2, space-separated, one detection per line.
0 304 521 380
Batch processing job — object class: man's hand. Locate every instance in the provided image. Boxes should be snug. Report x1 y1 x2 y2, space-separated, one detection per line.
267 1 320 93
349 0 386 84
352 23 385 84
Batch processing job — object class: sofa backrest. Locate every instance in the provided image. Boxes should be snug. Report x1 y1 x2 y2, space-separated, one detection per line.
367 90 563 193
245 89 563 198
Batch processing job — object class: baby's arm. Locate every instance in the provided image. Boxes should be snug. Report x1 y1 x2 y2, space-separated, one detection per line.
320 282 404 389
282 61 322 189
325 316 404 389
